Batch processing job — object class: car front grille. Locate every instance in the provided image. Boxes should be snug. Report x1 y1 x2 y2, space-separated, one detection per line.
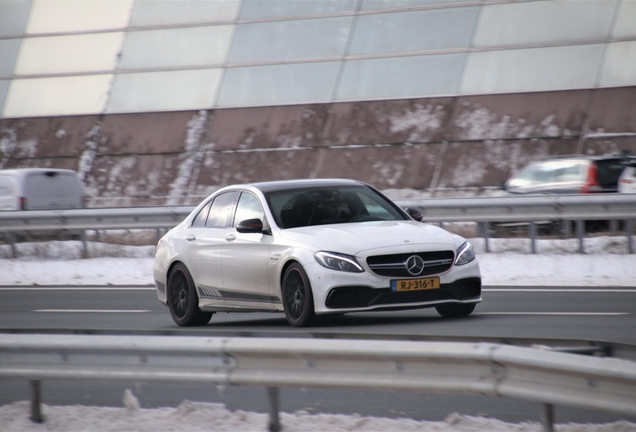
366 251 454 277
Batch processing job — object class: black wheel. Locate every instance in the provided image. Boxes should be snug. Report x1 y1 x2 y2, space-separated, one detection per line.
435 303 476 318
167 263 213 326
281 263 318 327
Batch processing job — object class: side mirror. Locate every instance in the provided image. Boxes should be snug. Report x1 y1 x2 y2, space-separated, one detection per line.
405 207 423 222
236 218 264 234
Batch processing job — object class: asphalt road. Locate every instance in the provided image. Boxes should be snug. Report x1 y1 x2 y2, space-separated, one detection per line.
1 285 636 425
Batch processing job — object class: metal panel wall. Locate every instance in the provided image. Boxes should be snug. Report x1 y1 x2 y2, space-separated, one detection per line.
460 45 605 94
3 75 113 118
14 33 125 75
2 0 636 119
474 1 617 47
106 69 222 113
349 7 478 55
229 17 352 63
338 53 466 100
129 0 239 27
118 26 233 70
25 0 133 34
0 0 31 38
217 62 341 107
239 0 356 19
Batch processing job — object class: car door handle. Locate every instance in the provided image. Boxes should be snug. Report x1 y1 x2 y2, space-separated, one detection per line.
186 235 196 242
225 234 236 242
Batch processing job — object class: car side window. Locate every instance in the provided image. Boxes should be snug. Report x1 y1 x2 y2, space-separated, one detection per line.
233 192 265 227
206 191 238 228
191 201 212 227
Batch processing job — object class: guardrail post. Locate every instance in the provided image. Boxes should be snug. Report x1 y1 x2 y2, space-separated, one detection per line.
480 222 490 253
81 230 88 259
562 220 571 239
8 232 17 259
541 403 554 432
576 220 585 254
266 386 281 432
30 380 43 423
627 219 634 254
529 222 537 254
610 219 618 236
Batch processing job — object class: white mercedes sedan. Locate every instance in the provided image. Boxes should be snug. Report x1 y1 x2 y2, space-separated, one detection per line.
154 179 481 327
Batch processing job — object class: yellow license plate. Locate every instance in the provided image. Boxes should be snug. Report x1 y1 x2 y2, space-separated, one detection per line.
391 277 440 292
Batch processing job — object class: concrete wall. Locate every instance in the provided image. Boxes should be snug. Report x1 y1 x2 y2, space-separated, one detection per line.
1 0 635 206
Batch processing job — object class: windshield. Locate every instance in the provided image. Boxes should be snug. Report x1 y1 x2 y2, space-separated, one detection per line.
264 185 407 229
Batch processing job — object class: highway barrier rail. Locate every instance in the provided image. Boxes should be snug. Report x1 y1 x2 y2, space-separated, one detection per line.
0 193 635 256
1 334 636 432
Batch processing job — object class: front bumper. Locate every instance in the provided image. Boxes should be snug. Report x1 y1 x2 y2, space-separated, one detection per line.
304 257 481 314
325 277 481 310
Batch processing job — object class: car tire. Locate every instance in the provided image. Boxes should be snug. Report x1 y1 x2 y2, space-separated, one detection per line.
167 263 213 327
281 263 318 327
435 302 476 318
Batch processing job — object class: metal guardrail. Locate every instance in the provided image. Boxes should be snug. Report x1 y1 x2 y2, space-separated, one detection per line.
1 334 635 432
0 194 634 254
398 194 636 254
399 194 636 223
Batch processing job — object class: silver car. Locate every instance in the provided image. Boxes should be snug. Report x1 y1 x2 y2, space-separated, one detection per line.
153 179 481 327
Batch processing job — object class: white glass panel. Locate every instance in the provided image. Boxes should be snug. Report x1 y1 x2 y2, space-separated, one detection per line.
15 33 124 75
130 0 239 27
613 1 636 38
0 80 9 116
106 69 221 113
217 62 340 107
475 1 616 47
240 0 356 19
362 0 469 10
26 0 133 34
350 7 478 55
460 45 604 94
0 40 21 78
3 75 112 118
229 17 352 63
118 26 233 70
338 53 465 100
600 41 636 87
0 0 31 38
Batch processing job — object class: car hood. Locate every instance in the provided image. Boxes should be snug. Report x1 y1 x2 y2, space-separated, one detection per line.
277 221 466 256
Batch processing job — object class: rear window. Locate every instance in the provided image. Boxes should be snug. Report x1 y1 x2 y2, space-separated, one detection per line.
595 159 627 188
23 172 81 200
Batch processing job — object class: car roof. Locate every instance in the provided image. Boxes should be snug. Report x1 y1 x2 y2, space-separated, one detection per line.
0 168 79 179
245 178 366 193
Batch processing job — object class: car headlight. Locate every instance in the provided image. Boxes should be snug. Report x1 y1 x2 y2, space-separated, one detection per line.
314 251 364 273
455 241 475 266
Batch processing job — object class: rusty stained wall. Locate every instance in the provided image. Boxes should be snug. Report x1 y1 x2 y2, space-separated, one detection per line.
1 86 635 207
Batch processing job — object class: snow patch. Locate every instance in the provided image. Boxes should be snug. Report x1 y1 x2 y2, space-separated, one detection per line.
389 104 444 142
0 400 633 432
167 111 208 206
78 123 101 185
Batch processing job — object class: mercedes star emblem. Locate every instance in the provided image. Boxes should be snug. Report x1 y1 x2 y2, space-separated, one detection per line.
406 255 425 276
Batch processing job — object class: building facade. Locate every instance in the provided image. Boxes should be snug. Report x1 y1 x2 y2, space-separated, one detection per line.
1 0 635 205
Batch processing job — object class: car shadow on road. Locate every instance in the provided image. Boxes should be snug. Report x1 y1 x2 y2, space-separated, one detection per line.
201 311 484 330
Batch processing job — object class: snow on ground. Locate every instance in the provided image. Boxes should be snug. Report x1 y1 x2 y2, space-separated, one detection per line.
0 236 634 287
1 399 635 432
1 236 635 431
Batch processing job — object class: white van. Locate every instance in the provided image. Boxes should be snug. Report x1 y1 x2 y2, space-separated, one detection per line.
0 168 84 211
